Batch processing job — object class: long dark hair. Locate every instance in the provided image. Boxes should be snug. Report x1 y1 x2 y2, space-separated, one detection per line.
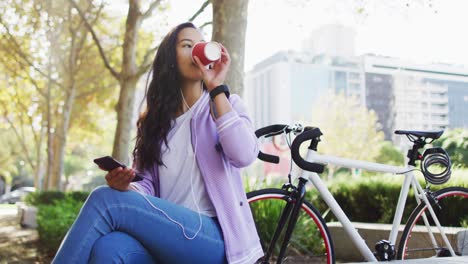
133 22 196 170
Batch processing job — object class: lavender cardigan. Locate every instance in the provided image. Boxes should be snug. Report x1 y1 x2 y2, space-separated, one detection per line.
132 94 263 264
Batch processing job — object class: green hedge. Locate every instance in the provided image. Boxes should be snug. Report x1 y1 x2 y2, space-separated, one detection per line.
247 170 468 225
311 173 468 224
24 190 89 206
24 191 90 255
36 197 85 254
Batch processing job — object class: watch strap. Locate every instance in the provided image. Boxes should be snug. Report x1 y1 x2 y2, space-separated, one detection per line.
209 84 230 100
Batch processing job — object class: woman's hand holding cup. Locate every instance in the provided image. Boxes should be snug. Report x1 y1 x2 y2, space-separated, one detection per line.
192 42 231 91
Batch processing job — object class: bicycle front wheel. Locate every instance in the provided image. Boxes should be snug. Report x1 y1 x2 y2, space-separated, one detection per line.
398 186 468 259
247 188 334 264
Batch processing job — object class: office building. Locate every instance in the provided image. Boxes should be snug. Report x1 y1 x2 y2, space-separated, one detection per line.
364 55 468 140
245 51 365 129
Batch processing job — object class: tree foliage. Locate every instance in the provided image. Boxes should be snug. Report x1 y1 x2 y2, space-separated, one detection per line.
309 93 385 179
0 0 118 190
68 0 171 164
433 128 468 168
0 0 250 190
375 141 405 166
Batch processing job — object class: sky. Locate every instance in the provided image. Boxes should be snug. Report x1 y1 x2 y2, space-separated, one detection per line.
246 0 468 68
111 0 468 71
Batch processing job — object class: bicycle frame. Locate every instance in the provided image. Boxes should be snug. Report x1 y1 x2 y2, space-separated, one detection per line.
300 148 456 261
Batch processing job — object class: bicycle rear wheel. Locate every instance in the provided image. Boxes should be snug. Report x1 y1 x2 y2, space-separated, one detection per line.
398 186 468 259
247 188 334 264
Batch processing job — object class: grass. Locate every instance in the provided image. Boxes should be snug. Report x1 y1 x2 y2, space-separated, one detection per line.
0 203 17 209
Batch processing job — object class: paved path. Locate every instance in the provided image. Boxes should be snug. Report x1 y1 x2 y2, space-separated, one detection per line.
1 206 467 263
348 256 468 263
0 205 46 263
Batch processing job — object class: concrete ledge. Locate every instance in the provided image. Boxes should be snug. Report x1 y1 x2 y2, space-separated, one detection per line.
16 203 37 228
327 222 462 262
348 256 468 264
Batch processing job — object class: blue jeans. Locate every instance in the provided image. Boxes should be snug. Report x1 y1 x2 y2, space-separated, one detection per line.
52 186 226 264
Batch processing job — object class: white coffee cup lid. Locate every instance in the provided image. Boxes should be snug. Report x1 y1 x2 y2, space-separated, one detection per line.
205 42 221 61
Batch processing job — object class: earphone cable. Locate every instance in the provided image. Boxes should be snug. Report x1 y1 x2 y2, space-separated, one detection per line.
135 90 206 240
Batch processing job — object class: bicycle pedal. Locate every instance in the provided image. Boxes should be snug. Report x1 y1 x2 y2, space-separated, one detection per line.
375 240 395 261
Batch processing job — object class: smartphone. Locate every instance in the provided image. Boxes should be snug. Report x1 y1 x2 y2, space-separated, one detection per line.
93 156 143 182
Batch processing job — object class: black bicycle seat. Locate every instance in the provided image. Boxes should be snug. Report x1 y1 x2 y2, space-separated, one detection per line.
394 130 444 140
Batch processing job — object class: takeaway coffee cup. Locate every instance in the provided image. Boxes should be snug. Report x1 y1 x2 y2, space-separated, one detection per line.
192 41 221 65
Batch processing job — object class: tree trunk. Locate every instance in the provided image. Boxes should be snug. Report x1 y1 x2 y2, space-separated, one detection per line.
112 77 138 164
45 2 88 190
111 0 142 164
70 0 166 164
44 59 54 190
34 124 45 190
211 0 249 95
50 81 76 190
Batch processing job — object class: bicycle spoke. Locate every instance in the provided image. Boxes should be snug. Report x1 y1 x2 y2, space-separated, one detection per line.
248 189 334 264
398 187 468 259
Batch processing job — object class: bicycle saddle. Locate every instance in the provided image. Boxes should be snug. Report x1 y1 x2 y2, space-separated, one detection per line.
394 130 443 140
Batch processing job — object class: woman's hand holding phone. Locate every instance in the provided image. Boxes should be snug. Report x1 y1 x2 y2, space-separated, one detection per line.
104 167 136 191
93 156 143 191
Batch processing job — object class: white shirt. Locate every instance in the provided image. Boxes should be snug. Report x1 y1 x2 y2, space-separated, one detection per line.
159 91 216 217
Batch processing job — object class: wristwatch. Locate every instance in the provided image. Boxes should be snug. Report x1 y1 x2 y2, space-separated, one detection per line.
209 84 230 100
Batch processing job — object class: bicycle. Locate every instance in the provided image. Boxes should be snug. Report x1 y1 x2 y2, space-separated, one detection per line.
248 123 468 263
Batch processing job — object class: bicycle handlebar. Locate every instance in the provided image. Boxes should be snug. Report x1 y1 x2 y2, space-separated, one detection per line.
255 124 326 173
290 127 326 174
255 124 289 164
257 123 449 176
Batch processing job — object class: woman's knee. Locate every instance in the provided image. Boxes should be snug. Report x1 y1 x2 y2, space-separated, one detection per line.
90 232 155 264
87 185 118 203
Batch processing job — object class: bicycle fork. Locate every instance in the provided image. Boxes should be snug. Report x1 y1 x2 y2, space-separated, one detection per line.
263 177 308 264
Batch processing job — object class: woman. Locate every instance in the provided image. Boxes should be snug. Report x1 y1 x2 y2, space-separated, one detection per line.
53 22 263 264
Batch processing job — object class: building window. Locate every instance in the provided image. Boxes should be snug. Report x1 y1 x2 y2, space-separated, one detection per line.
349 72 360 80
349 83 360 91
334 71 346 93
